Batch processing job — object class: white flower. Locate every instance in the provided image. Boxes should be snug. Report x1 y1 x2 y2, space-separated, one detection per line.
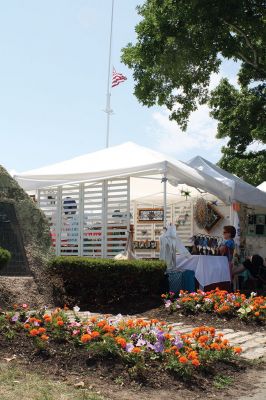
73 306 80 313
250 292 257 298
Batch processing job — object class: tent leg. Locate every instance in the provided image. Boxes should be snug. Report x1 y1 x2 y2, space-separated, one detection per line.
163 176 167 227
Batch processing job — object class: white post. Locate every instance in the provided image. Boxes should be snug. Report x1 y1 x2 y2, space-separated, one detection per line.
102 180 108 258
163 174 167 227
56 187 62 256
104 0 115 148
78 183 84 256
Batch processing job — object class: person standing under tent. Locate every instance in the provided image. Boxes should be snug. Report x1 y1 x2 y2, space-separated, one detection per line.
219 225 236 280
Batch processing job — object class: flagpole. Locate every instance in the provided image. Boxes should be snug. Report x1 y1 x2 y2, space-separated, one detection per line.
105 0 115 148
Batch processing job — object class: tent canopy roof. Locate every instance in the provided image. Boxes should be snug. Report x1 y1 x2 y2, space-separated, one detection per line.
14 142 266 207
187 156 266 208
257 181 266 192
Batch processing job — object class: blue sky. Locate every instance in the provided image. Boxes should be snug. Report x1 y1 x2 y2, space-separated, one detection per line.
0 0 240 173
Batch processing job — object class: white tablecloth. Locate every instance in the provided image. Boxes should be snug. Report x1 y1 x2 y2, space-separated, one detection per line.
174 255 230 288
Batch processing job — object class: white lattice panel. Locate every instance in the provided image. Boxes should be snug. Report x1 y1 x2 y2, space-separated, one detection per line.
38 179 130 258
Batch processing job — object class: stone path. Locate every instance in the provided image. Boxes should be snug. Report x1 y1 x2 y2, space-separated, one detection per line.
68 311 266 361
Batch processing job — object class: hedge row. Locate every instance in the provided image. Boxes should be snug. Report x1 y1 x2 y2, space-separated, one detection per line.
49 257 167 309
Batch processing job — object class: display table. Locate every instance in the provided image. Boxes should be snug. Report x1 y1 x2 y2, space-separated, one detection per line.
174 255 231 289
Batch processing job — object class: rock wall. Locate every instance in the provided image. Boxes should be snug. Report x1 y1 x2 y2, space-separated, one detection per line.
0 165 54 308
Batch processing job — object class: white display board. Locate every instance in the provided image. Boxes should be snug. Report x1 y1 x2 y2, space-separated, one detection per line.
38 179 130 258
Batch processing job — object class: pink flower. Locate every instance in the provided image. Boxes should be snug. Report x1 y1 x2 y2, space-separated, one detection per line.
72 330 80 336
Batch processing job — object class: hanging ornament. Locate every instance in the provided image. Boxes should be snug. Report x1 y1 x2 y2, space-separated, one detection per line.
181 189 191 200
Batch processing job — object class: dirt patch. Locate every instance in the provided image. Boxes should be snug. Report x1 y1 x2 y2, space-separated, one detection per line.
0 333 265 400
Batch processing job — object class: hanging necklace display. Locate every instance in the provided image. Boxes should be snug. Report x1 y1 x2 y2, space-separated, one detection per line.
190 233 223 256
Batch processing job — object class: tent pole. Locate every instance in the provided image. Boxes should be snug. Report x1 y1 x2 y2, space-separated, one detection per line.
163 174 167 227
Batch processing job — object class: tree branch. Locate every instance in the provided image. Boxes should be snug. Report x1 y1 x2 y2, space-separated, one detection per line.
222 19 259 69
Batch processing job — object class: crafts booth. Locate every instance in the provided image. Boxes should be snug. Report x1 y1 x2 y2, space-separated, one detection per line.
15 142 266 290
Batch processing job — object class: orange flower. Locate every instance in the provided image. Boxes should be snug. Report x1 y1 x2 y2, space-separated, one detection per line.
210 343 220 350
97 320 107 328
91 331 100 339
255 312 260 317
234 347 242 354
188 351 198 360
151 319 159 324
164 333 172 340
29 329 39 336
179 356 188 364
38 327 46 334
132 347 141 353
43 314 50 319
192 359 200 367
40 334 49 341
115 337 127 349
24 323 30 330
81 334 92 343
57 320 64 327
103 325 115 333
44 316 52 323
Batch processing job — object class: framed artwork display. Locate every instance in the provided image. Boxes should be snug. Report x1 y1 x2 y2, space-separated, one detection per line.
247 213 266 237
256 215 265 225
137 208 164 223
133 240 158 250
205 204 223 232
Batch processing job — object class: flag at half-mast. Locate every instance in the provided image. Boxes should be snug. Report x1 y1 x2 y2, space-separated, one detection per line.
112 68 127 88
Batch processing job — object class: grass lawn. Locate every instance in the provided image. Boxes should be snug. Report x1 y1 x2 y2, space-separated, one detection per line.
0 362 104 400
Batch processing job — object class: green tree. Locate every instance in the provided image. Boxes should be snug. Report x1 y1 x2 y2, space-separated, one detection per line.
209 79 266 185
122 0 266 184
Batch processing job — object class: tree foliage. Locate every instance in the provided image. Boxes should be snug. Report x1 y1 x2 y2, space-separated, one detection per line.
122 0 265 129
122 0 266 184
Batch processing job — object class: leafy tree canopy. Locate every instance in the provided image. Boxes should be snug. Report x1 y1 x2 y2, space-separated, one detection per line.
122 0 266 185
122 0 265 129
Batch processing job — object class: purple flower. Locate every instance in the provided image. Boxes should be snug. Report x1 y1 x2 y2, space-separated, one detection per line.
136 339 146 347
146 341 155 351
156 331 165 342
11 315 19 322
153 341 164 353
165 300 172 309
126 343 134 353
173 337 184 349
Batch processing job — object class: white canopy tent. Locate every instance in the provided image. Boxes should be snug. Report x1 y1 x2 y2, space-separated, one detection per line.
187 156 266 208
14 142 266 258
257 181 266 193
15 142 234 204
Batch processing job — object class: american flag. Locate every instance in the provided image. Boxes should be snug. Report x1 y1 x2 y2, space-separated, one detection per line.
112 68 127 88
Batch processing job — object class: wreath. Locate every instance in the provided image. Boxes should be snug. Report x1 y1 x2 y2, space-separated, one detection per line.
194 198 209 229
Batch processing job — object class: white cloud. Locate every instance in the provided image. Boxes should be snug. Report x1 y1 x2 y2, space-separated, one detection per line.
150 104 227 162
149 64 240 163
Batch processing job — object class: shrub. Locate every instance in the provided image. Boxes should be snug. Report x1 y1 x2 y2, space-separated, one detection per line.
0 247 11 270
49 257 167 308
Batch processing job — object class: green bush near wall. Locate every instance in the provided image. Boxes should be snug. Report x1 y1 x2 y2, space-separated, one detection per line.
49 257 167 308
0 247 11 270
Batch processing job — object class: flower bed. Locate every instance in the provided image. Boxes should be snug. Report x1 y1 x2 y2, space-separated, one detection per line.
0 304 242 379
162 289 266 323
